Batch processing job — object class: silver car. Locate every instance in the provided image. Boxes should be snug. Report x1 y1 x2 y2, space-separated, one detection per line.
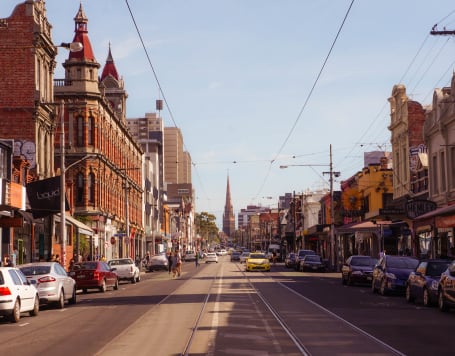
19 262 76 309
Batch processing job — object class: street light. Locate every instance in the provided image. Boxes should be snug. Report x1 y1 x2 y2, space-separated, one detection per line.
57 42 83 269
280 144 340 270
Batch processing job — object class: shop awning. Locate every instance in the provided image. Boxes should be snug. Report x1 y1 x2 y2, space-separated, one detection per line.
56 213 94 236
336 221 392 235
414 204 455 221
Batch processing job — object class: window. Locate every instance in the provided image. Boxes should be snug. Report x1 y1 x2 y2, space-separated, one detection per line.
76 173 84 203
88 172 95 203
431 154 438 195
77 116 84 146
88 116 94 145
440 151 446 192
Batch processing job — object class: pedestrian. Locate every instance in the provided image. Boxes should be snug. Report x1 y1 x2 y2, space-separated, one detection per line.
195 251 199 267
175 251 182 277
168 251 173 275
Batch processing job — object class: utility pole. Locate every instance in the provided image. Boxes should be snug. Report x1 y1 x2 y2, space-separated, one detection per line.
323 144 340 271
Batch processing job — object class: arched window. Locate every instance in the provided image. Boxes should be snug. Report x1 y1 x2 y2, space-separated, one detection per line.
77 116 84 146
88 116 94 146
88 172 95 203
76 173 84 203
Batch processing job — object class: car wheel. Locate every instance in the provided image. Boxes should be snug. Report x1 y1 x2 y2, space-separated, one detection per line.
405 284 414 303
69 287 77 305
438 291 449 312
380 279 387 296
10 299 21 323
423 288 431 307
30 295 39 317
56 289 65 309
100 280 107 293
114 278 119 290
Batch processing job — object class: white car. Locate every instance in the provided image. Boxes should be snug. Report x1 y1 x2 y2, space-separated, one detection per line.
0 267 40 323
19 262 77 309
107 258 141 283
205 252 219 263
240 252 250 264
217 249 228 256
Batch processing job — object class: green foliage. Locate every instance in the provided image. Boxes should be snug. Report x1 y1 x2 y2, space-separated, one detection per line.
195 212 219 240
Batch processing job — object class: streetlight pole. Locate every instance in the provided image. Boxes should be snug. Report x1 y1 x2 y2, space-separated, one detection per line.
60 100 66 268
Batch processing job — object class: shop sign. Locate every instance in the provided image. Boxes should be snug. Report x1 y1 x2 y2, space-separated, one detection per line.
405 200 437 219
436 215 455 228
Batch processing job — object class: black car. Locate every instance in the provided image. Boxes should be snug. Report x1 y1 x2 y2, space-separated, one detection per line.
341 255 378 286
294 249 316 270
299 255 326 272
284 253 296 268
372 255 419 295
406 259 452 307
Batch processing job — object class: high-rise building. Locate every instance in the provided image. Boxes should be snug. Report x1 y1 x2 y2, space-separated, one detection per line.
127 113 164 253
223 175 235 237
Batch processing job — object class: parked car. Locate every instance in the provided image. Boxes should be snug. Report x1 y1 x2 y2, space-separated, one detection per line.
239 252 250 264
438 259 455 312
205 252 218 263
294 249 316 270
184 251 197 262
341 255 378 286
284 253 296 269
245 252 271 272
230 251 241 262
147 253 169 272
107 258 140 284
299 255 326 272
19 262 77 308
0 267 39 323
406 259 452 307
70 261 119 293
371 255 419 295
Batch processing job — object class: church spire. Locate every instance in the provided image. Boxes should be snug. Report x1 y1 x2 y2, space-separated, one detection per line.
223 174 235 238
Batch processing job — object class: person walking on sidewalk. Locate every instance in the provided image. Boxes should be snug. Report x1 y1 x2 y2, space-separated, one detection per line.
195 251 199 267
168 251 173 275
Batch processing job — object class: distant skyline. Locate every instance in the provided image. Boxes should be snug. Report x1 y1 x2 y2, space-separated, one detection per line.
2 1 455 228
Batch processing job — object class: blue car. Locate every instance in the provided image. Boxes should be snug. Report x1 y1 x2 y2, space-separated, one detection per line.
405 259 452 307
372 255 419 295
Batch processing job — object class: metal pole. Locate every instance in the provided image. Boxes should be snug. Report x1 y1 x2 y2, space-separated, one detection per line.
329 144 335 271
125 178 129 258
60 100 66 269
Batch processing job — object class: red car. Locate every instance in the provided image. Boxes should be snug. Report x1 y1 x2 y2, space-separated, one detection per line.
70 261 118 293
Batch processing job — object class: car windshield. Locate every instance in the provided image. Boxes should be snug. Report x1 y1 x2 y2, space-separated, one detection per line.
305 255 321 262
388 257 418 269
241 253 250 256
108 259 132 266
79 262 98 270
250 254 266 259
20 265 51 275
351 257 377 266
427 261 451 276
298 251 315 257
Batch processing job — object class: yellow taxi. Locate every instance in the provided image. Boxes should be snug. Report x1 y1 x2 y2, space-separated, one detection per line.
245 252 271 272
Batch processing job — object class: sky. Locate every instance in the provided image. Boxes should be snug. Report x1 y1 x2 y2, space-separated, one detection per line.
2 1 455 228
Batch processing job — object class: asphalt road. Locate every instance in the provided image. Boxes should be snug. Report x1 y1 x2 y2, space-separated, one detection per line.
1 257 453 356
